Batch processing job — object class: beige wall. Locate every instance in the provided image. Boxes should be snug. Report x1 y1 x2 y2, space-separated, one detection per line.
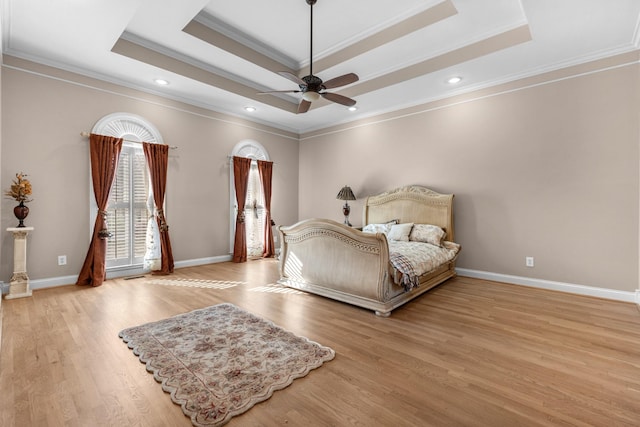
299 59 640 292
2 53 638 295
1 57 299 282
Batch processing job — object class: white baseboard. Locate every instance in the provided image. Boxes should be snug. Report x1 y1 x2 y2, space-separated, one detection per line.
0 255 233 294
31 275 79 291
456 268 636 303
174 255 231 269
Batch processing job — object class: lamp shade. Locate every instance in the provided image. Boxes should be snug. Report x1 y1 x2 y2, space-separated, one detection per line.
336 186 356 201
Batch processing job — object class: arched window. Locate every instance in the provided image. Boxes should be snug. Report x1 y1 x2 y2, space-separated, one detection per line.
229 141 270 257
91 113 164 272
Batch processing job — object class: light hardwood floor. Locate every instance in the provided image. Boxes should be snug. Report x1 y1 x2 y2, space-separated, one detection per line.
1 259 639 426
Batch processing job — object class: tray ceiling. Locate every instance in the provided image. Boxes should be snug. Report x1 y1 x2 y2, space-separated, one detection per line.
2 0 640 134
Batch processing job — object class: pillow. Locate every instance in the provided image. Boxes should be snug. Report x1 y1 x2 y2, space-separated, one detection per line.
362 222 394 235
409 224 446 246
387 223 414 241
362 220 398 235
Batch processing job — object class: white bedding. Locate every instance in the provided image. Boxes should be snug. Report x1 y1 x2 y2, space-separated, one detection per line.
388 241 461 291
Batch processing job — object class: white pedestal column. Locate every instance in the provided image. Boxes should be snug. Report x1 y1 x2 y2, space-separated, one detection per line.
5 226 34 299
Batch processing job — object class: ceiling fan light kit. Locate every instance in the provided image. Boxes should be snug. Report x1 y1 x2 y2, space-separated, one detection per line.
302 91 320 102
259 0 359 114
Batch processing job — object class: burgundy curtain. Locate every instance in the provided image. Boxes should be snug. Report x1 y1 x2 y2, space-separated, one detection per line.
232 156 252 263
257 160 274 258
77 134 123 287
143 142 174 275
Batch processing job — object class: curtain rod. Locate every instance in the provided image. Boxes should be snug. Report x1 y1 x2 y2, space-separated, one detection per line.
227 155 275 164
80 132 178 149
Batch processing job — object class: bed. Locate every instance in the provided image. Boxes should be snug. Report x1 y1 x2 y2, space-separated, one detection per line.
277 185 460 316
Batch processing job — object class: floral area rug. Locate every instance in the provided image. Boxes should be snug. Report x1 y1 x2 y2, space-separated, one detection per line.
119 303 335 426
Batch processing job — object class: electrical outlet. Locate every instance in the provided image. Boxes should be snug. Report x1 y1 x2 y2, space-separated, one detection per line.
525 256 534 267
58 255 67 266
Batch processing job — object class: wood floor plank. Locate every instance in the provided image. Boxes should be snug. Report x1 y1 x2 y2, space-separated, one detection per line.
1 259 639 426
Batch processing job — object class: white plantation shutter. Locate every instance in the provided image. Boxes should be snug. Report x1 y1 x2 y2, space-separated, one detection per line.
132 151 148 260
105 144 149 267
106 150 130 263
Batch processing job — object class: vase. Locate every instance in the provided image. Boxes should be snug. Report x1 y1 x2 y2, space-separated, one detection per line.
14 201 29 228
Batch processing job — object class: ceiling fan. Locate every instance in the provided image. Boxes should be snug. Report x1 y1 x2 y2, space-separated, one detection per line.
259 0 359 114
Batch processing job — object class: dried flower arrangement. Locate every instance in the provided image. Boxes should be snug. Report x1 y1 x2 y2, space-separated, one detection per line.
5 172 33 203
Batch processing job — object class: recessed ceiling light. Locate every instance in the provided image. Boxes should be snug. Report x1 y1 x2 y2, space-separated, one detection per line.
154 78 169 85
447 76 462 84
244 106 256 112
348 106 357 112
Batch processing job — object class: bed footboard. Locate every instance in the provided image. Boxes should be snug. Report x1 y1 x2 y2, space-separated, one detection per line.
277 219 395 307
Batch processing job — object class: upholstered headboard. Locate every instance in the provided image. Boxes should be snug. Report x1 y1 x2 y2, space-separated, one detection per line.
362 185 455 241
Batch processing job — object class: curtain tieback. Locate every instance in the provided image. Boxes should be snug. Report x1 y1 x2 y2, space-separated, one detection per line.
237 211 246 224
156 208 170 232
97 209 112 239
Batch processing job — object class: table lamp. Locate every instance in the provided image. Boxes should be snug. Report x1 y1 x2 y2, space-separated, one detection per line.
336 185 356 226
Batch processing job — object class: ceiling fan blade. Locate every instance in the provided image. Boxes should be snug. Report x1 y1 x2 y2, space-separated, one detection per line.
257 90 302 95
278 71 306 86
321 92 356 107
322 73 359 89
297 99 312 114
